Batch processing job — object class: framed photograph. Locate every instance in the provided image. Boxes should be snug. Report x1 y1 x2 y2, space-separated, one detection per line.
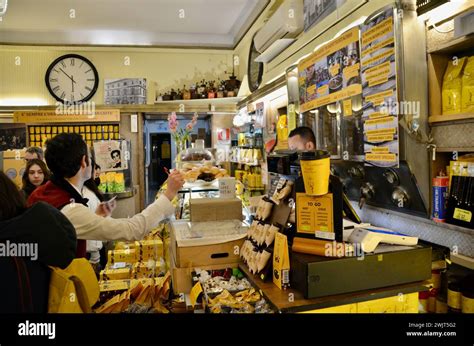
93 140 129 172
104 78 147 105
304 0 346 32
0 124 26 151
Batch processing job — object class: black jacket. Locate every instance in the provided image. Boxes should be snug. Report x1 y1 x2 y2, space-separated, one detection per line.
0 202 77 313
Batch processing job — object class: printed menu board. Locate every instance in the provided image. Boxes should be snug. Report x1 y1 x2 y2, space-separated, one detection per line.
360 7 399 168
298 27 362 113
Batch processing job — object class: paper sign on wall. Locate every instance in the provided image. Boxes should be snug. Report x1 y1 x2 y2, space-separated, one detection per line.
360 7 399 168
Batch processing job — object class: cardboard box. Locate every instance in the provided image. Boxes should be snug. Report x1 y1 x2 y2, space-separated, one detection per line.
190 198 242 222
170 223 244 268
170 252 239 294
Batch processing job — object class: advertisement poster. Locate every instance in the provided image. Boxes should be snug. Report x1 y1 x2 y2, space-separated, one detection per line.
93 140 128 171
360 7 399 168
298 27 362 113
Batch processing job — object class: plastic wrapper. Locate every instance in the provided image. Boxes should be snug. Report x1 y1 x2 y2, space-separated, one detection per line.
442 57 466 115
462 56 474 113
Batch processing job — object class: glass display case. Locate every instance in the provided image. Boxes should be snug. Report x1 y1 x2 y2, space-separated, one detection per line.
176 139 215 169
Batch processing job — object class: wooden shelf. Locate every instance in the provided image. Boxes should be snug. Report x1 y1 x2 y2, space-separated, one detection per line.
429 113 474 124
428 34 474 55
154 97 243 105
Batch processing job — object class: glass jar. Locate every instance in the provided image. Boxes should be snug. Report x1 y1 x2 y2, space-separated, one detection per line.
179 139 214 162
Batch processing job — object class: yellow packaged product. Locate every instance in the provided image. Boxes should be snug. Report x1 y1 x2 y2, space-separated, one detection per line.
442 57 467 115
461 56 474 113
99 279 131 293
135 239 164 261
132 261 158 279
114 241 137 251
100 267 132 281
107 248 138 264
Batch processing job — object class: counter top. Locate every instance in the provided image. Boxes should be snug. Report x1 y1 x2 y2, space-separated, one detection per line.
238 264 427 313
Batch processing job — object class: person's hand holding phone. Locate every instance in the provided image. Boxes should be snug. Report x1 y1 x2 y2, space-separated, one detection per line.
95 196 117 217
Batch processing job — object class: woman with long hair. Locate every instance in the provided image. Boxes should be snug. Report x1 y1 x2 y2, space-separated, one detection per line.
21 158 50 198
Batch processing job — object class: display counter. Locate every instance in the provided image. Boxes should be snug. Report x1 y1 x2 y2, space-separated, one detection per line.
238 264 425 313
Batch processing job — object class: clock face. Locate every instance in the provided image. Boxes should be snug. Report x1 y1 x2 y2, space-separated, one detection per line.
45 54 99 104
248 36 263 93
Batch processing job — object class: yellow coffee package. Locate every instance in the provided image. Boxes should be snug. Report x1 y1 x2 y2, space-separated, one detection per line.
114 172 125 193
100 267 132 281
114 241 137 251
98 173 108 193
442 57 466 115
132 261 158 279
461 56 474 113
107 249 138 264
135 239 164 261
99 279 131 293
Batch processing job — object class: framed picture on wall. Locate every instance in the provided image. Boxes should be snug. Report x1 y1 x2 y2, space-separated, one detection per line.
304 0 346 32
0 124 27 151
104 78 147 105
93 139 129 171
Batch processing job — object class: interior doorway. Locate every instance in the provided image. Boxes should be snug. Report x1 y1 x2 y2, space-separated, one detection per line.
147 132 171 204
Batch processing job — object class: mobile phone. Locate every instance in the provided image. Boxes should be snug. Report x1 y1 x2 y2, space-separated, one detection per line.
105 196 117 204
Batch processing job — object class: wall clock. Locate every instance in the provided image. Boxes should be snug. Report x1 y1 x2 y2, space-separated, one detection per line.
248 34 263 93
45 54 99 104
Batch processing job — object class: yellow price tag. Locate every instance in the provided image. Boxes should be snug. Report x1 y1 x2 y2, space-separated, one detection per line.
453 208 472 222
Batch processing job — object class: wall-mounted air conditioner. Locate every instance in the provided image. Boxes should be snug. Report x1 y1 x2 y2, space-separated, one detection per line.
0 0 8 16
254 0 304 63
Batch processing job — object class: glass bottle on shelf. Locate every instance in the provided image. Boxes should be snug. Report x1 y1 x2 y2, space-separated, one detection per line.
183 85 191 100
208 80 216 98
176 88 183 100
202 80 208 99
170 88 177 100
190 84 197 99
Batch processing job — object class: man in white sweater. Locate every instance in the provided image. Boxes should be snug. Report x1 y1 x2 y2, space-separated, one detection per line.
28 133 184 249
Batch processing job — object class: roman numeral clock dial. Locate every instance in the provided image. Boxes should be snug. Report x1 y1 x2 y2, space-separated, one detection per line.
45 54 99 104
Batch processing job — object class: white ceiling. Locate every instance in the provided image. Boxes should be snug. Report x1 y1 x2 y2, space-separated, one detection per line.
0 0 268 47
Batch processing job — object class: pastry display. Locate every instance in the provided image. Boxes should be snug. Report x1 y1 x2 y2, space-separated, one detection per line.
177 163 230 182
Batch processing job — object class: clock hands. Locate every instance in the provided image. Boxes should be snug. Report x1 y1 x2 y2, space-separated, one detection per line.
59 67 77 95
59 67 77 84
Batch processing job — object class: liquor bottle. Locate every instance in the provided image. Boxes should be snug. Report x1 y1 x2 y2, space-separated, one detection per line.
183 85 191 100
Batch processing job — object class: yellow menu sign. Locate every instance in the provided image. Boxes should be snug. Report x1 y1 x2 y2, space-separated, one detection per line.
296 192 334 240
298 27 362 112
361 7 399 168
